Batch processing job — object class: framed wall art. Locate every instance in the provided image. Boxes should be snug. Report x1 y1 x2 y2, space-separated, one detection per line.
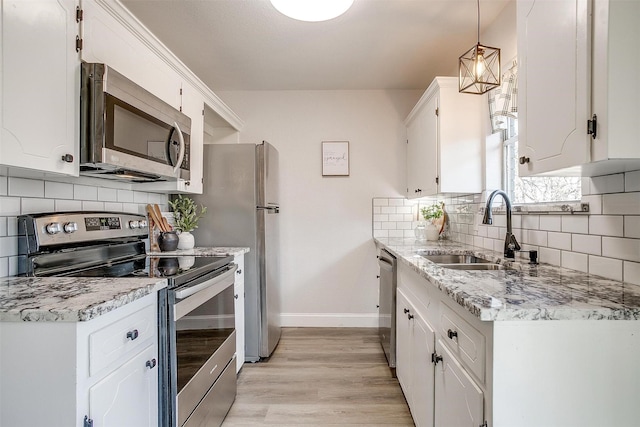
322 141 350 176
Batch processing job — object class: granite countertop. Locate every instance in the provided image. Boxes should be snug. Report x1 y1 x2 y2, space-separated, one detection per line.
0 247 248 323
148 247 250 257
0 276 167 322
376 237 640 322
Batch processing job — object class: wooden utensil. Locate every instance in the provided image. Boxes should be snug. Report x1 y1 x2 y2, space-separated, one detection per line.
153 204 172 231
146 204 165 232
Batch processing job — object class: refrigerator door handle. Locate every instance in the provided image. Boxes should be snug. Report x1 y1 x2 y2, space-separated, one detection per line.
257 205 280 213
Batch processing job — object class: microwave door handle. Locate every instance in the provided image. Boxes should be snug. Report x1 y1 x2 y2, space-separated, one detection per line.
172 121 186 175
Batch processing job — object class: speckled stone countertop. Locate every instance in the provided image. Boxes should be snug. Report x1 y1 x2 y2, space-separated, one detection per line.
0 277 167 322
148 247 250 257
376 237 640 322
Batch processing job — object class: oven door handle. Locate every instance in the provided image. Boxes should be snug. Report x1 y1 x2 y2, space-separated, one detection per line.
174 264 237 320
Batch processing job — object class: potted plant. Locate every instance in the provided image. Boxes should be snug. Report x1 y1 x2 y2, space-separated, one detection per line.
417 202 444 241
168 195 207 250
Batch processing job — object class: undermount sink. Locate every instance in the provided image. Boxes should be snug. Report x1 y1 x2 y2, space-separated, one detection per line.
440 263 512 271
420 253 514 271
420 254 493 264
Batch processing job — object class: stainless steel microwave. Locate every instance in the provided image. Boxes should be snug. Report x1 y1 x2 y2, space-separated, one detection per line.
80 62 191 183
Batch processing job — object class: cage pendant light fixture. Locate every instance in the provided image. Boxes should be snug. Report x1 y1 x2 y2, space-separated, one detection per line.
459 0 501 94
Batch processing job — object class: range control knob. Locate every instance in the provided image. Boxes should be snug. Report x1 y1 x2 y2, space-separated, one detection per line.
129 220 140 229
45 222 62 235
63 222 78 233
138 220 148 229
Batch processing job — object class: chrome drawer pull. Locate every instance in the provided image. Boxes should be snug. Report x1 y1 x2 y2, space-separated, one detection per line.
447 329 458 340
146 359 157 369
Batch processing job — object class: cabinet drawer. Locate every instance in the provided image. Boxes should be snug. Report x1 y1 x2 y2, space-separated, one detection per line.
89 303 155 376
439 302 485 382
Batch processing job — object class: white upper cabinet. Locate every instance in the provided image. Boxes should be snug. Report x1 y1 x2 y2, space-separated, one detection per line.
405 77 483 198
0 0 79 176
518 0 640 177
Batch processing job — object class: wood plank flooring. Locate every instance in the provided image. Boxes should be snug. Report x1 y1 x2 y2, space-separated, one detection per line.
222 327 414 426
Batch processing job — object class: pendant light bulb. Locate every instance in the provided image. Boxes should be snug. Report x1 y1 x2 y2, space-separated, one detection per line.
270 0 354 22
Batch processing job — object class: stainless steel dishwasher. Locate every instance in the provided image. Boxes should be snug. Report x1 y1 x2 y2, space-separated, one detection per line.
378 249 397 375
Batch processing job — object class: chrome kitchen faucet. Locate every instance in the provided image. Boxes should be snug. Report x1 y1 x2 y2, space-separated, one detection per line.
482 189 521 259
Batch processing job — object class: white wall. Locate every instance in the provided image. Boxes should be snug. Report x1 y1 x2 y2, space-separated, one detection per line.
217 90 420 326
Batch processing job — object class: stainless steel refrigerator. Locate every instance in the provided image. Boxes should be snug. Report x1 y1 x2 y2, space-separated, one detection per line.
191 141 281 361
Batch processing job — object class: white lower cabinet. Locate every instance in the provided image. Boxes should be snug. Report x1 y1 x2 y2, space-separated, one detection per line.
234 253 246 372
434 340 484 427
396 289 435 427
0 292 159 427
397 260 640 427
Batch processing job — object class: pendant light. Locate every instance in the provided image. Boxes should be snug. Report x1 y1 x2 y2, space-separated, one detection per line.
270 0 354 22
459 0 501 94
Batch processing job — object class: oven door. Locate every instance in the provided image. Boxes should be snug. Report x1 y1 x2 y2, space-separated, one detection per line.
170 264 237 427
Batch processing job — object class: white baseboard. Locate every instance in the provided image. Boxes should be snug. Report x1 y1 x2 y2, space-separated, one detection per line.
280 313 378 328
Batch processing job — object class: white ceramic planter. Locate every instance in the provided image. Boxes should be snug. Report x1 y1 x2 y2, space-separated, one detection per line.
177 231 195 250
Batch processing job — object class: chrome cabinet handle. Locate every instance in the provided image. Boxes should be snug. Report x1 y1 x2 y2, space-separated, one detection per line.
236 269 242 275
126 329 139 340
145 359 157 369
447 329 458 340
432 353 443 365
403 308 410 314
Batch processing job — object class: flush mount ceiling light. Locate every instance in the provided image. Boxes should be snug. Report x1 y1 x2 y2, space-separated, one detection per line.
270 0 354 22
459 0 501 94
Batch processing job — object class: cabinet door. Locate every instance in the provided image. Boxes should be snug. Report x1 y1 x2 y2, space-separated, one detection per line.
517 0 591 175
434 340 483 427
406 94 438 198
88 344 158 427
396 289 413 393
81 0 182 109
0 0 79 176
234 254 245 372
180 84 204 194
411 312 435 427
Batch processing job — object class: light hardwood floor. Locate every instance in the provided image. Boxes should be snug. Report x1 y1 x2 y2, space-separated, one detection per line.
222 327 414 426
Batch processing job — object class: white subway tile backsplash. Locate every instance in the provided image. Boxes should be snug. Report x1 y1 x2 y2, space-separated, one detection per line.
0 258 7 277
547 232 572 250
0 176 6 196
526 230 548 247
373 206 381 214
0 197 21 216
45 181 73 199
539 215 561 232
581 177 592 195
623 261 640 285
381 222 397 230
521 215 540 230
74 184 98 201
98 187 118 202
591 173 625 194
0 218 6 237
571 234 601 255
0 236 18 257
373 214 389 222
540 247 561 267
561 251 588 273
133 191 149 204
396 207 412 214
388 214 404 221
486 226 500 239
104 202 124 212
561 216 589 234
82 201 105 211
581 195 602 215
388 199 404 206
117 189 135 203
373 222 381 230
602 237 640 262
7 218 17 236
388 230 404 238
8 177 44 197
381 207 396 214
588 256 623 281
602 192 640 215
625 170 640 192
373 229 389 238
55 199 83 212
624 216 640 238
589 215 623 237
21 198 55 214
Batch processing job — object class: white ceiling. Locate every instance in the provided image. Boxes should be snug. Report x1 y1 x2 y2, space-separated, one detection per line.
121 0 510 91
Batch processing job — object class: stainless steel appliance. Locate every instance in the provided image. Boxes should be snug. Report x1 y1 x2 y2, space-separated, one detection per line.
378 249 397 375
191 141 281 361
80 62 191 183
17 212 238 427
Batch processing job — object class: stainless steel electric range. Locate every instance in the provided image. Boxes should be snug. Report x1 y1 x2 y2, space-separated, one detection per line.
18 211 238 427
